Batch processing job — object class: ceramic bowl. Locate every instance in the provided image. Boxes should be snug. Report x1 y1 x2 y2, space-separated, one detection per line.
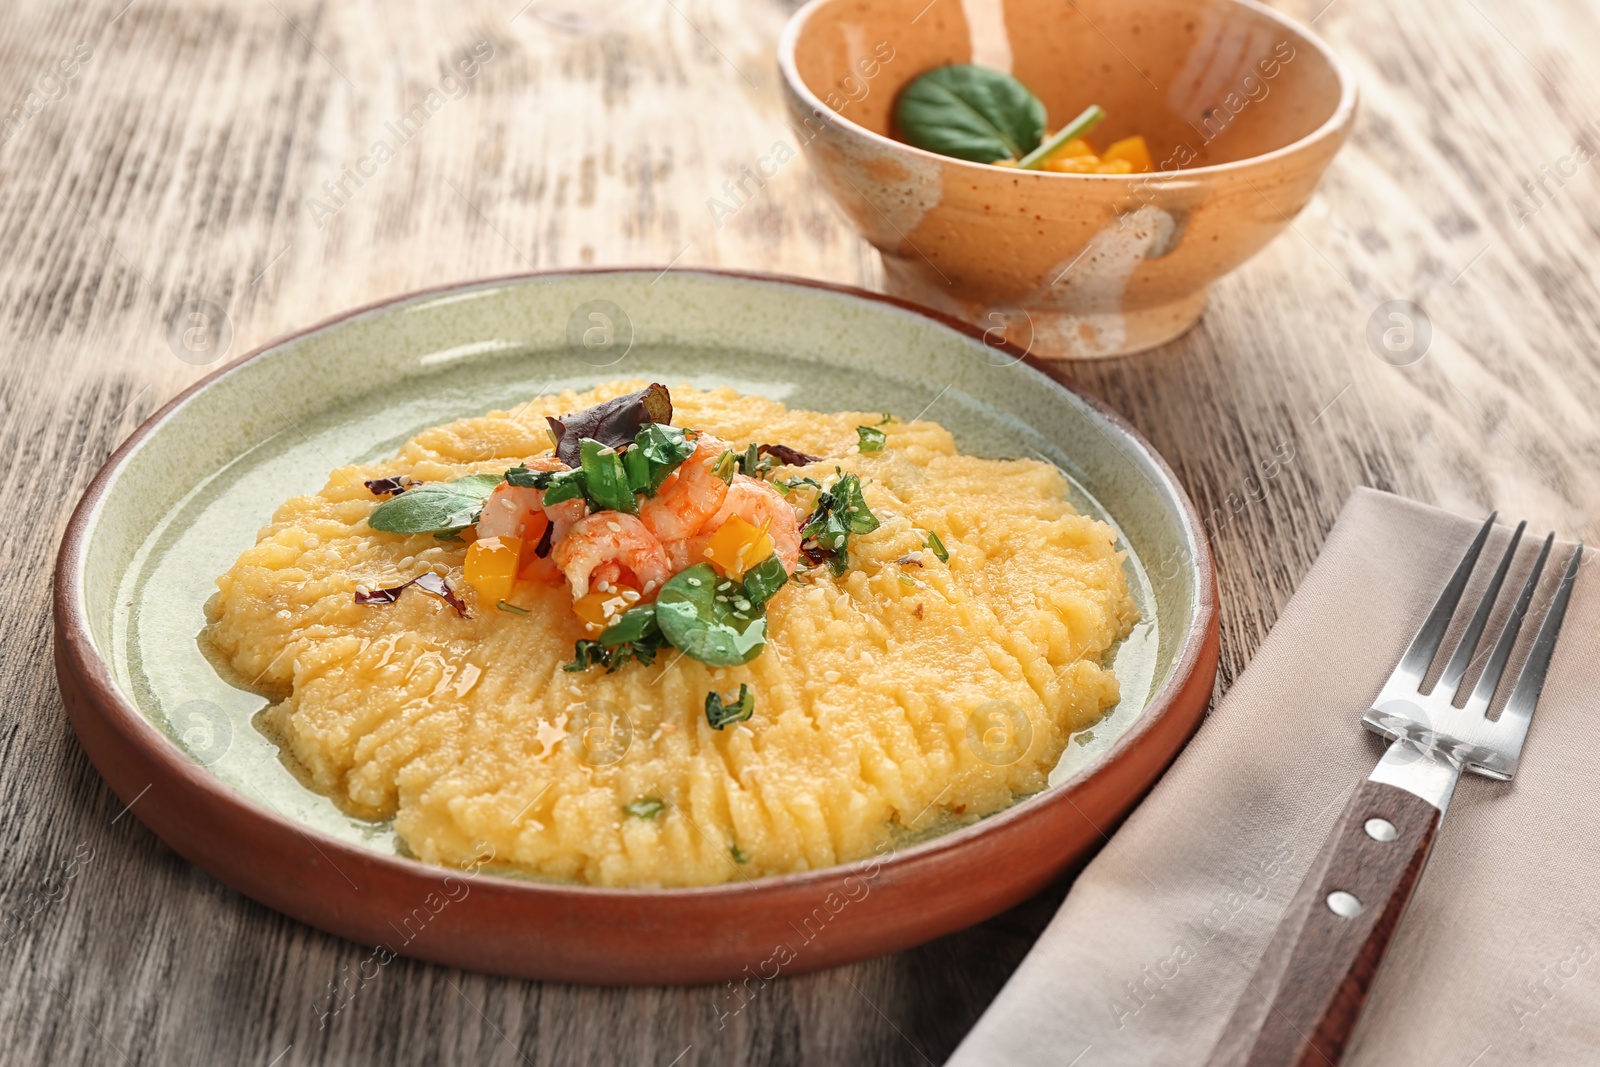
55 269 1218 983
778 0 1357 358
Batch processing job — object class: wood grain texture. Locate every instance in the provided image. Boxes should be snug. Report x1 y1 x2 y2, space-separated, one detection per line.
2 0 1599 1063
1204 781 1441 1067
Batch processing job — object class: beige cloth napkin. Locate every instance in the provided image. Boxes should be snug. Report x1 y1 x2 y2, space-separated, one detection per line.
950 487 1600 1066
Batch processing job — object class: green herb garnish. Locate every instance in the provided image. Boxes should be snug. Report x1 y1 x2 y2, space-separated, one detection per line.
856 425 887 453
735 442 774 478
925 530 949 563
774 476 822 495
506 463 590 506
741 554 789 608
578 438 637 515
654 563 767 667
799 471 881 576
729 842 750 864
623 797 665 820
706 684 755 730
496 600 530 615
894 64 1045 164
624 423 696 497
564 603 671 672
711 449 737 485
367 472 503 535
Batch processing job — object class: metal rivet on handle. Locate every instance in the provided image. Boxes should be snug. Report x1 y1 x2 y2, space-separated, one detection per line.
1364 818 1398 842
1327 891 1364 918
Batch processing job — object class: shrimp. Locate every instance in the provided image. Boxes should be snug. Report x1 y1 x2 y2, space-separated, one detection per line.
683 474 803 575
639 433 731 544
474 456 586 544
551 512 672 600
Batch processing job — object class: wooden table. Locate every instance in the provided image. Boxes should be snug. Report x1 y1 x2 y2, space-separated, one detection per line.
4 0 1596 1062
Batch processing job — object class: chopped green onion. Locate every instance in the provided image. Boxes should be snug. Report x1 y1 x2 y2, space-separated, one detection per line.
1017 105 1106 170
623 797 665 820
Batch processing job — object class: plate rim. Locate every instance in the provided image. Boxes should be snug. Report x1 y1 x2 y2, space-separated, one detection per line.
55 266 1217 906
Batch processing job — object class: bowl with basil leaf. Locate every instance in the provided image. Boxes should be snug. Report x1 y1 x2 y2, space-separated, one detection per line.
778 0 1356 357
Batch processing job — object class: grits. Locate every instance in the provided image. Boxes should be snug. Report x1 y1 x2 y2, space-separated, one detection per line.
205 382 1138 886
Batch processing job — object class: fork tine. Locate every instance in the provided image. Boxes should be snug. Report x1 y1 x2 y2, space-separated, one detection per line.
1435 520 1526 702
1393 512 1497 689
1493 544 1583 752
1463 531 1554 717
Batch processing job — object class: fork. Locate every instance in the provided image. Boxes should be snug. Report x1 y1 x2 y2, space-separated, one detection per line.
1205 513 1583 1067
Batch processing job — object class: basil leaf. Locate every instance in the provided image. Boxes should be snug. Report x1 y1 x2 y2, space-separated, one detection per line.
623 797 664 819
504 465 553 489
833 473 880 535
705 684 755 729
893 64 1046 163
799 472 880 576
655 563 767 666
625 423 696 496
367 472 503 534
540 469 587 506
743 554 788 608
599 603 660 647
566 603 670 673
926 530 949 563
578 438 637 514
547 383 673 467
856 425 887 453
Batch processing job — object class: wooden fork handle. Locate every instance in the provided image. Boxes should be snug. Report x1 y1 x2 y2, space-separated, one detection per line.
1204 779 1442 1067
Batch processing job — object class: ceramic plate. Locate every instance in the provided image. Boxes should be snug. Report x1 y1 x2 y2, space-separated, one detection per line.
55 269 1218 983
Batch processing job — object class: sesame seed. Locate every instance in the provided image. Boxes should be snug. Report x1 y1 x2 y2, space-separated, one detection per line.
607 521 622 533
621 590 641 603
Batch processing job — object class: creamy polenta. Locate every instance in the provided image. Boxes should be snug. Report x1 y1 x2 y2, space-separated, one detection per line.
204 381 1137 886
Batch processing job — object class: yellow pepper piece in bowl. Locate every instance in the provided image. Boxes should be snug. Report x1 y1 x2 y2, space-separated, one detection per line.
1102 135 1152 172
464 535 521 605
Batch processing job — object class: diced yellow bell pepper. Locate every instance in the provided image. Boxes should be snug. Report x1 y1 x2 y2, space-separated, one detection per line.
1102 135 1152 173
702 514 775 579
464 535 521 606
573 587 635 634
1093 159 1135 174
